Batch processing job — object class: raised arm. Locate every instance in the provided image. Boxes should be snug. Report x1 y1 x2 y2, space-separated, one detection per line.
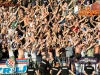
23 42 31 50
14 7 20 15
19 34 25 41
57 70 62 75
86 43 96 52
69 70 75 75
68 6 74 11
79 17 86 23
68 0 74 7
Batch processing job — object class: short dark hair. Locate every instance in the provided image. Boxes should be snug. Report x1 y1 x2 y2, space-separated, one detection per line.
87 61 91 65
56 44 60 48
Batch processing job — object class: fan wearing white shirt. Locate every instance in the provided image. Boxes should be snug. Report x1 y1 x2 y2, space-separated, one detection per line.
74 2 78 14
81 45 87 57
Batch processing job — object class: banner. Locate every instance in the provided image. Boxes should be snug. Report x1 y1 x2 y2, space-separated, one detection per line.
79 57 97 64
0 58 27 74
78 57 98 74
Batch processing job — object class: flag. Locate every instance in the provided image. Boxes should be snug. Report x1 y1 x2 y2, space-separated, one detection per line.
6 59 14 68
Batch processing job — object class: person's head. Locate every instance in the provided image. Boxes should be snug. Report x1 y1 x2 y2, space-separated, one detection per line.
75 58 78 61
87 1 90 5
18 43 22 48
87 61 91 66
44 18 48 23
2 40 6 44
19 8 23 13
64 1 68 6
85 6 90 11
76 2 78 5
63 63 67 66
57 13 61 18
25 14 28 18
67 41 71 46
3 35 6 39
28 3 32 8
42 4 45 8
56 44 60 48
27 45 31 50
36 1 38 5
68 10 72 15
58 35 62 38
14 31 18 37
56 62 60 67
75 17 79 22
78 5 82 11
42 55 46 60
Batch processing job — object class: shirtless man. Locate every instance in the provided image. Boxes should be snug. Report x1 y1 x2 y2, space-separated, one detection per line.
94 44 100 60
66 11 74 20
23 14 30 27
75 41 84 59
18 45 24 58
47 46 53 61
1 25 7 35
55 44 61 63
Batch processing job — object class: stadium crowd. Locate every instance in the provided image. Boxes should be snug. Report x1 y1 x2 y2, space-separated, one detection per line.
0 0 100 75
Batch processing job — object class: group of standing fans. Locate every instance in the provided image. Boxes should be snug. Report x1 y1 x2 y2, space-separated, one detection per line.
0 0 100 75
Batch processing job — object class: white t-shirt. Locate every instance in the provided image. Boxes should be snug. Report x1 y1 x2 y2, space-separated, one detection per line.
81 50 86 57
24 50 36 62
31 50 36 61
74 5 78 14
98 40 100 45
8 28 14 34
9 51 14 57
24 52 29 58
30 22 33 28
75 62 81 73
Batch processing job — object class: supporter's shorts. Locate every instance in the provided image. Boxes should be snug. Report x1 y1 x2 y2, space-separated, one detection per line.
94 54 100 61
74 53 81 60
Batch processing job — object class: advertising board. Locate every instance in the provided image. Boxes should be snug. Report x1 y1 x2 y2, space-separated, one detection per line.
0 58 27 74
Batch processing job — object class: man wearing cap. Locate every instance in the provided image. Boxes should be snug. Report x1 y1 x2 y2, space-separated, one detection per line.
84 61 95 75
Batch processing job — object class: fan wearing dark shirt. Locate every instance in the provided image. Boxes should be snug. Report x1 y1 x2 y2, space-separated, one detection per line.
39 56 49 75
50 62 61 75
57 63 75 75
26 59 38 75
84 61 95 75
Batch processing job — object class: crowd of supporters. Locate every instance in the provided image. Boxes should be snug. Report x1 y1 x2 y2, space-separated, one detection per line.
0 0 100 75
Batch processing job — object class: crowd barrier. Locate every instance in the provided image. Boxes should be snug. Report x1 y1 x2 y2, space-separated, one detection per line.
0 57 99 74
79 57 98 74
0 58 27 74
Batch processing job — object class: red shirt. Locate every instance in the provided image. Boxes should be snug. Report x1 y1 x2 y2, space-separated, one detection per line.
72 26 79 33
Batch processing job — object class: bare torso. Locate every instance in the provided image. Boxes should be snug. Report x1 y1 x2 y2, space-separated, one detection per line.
75 46 81 54
18 48 24 58
94 45 100 54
